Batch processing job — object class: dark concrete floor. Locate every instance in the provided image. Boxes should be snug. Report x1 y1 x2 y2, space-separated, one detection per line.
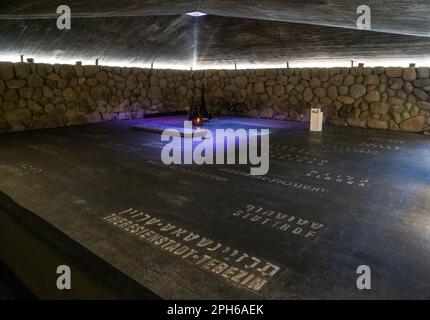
0 116 429 300
0 260 35 300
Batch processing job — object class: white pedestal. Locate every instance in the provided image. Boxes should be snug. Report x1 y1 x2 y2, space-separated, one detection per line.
310 108 323 132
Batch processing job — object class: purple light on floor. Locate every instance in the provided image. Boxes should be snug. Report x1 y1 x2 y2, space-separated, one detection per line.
186 11 207 17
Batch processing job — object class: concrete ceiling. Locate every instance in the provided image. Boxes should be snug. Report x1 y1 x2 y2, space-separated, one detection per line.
0 1 429 68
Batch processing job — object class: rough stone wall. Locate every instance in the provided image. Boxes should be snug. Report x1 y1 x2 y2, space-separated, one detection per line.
206 67 430 134
0 62 193 133
1 62 430 134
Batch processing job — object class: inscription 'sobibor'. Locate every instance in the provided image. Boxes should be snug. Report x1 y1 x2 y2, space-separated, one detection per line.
103 209 281 293
233 204 326 240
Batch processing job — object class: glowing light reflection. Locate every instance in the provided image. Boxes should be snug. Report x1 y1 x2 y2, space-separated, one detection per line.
186 12 207 17
1 54 430 70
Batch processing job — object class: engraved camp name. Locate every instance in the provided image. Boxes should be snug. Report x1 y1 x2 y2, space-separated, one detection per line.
305 170 370 188
315 143 379 155
327 127 400 138
98 142 142 154
283 128 407 146
359 142 401 151
27 143 70 156
271 142 378 156
233 204 326 240
0 162 42 176
218 168 326 193
269 144 329 166
141 140 166 149
147 160 228 182
365 136 405 145
270 143 312 155
36 133 72 143
141 140 193 152
103 208 281 293
84 127 108 134
75 132 110 139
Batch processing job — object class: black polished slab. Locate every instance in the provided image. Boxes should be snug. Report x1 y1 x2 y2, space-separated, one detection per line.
0 116 429 299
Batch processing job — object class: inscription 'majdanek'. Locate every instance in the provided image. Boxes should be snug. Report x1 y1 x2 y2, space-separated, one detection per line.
103 208 281 293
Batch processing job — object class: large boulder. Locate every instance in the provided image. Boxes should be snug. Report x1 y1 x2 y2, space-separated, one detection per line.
417 67 430 79
6 79 26 89
83 66 99 77
337 96 354 105
19 87 34 99
347 118 367 128
260 107 274 119
254 82 265 93
59 65 76 79
273 85 285 96
126 75 138 90
400 116 426 132
370 102 390 114
388 78 403 90
47 73 61 81
149 86 161 99
63 88 77 102
95 71 108 83
14 63 31 79
235 76 248 89
349 84 366 98
86 112 102 123
402 67 417 81
329 74 343 86
4 108 31 123
303 87 313 102
313 87 326 98
343 74 355 86
0 62 14 80
4 89 18 102
386 67 402 78
364 75 379 85
414 88 429 101
28 73 44 87
364 91 380 102
310 77 322 88
413 79 430 87
417 101 430 110
27 100 44 113
367 119 389 130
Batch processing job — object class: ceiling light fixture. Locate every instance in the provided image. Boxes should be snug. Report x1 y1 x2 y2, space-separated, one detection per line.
186 11 207 17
